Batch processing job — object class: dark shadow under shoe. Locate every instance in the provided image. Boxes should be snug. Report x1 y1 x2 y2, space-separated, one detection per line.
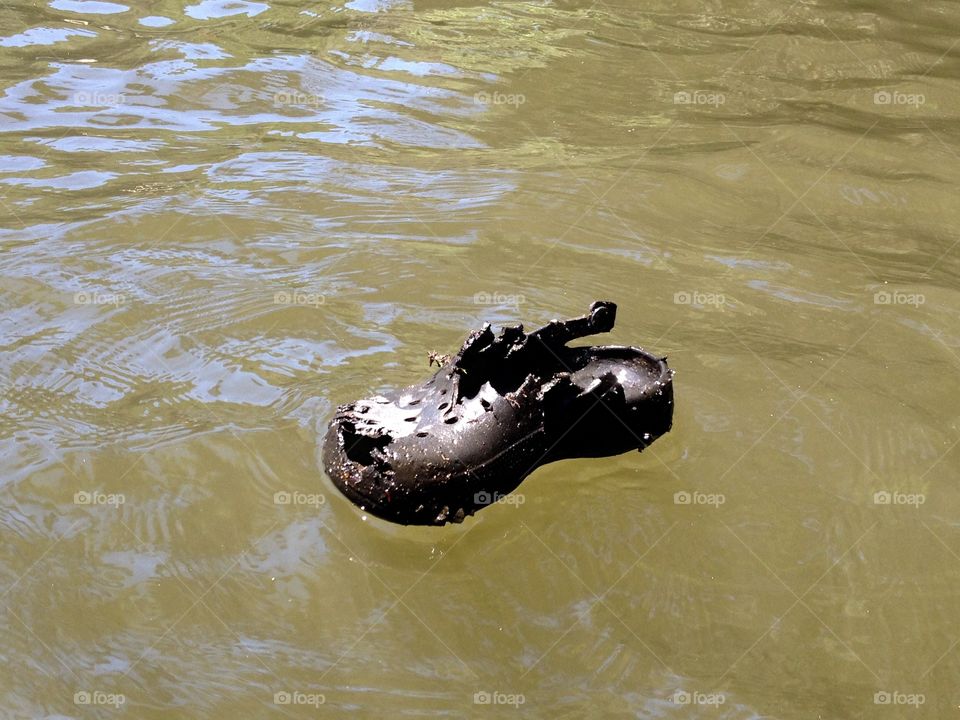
322 301 673 526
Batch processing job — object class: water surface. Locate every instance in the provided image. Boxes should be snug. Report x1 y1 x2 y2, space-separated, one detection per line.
2 0 960 717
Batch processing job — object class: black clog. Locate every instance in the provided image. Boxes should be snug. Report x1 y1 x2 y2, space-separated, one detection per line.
322 301 673 526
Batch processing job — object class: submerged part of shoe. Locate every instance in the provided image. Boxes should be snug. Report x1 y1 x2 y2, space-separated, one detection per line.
322 301 673 526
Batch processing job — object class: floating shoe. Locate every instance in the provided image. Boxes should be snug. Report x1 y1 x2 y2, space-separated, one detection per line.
322 301 674 526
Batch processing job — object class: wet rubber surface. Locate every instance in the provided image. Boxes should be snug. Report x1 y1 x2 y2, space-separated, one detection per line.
323 301 673 525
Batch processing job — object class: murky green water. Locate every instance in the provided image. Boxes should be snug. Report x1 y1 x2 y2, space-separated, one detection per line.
2 0 959 717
